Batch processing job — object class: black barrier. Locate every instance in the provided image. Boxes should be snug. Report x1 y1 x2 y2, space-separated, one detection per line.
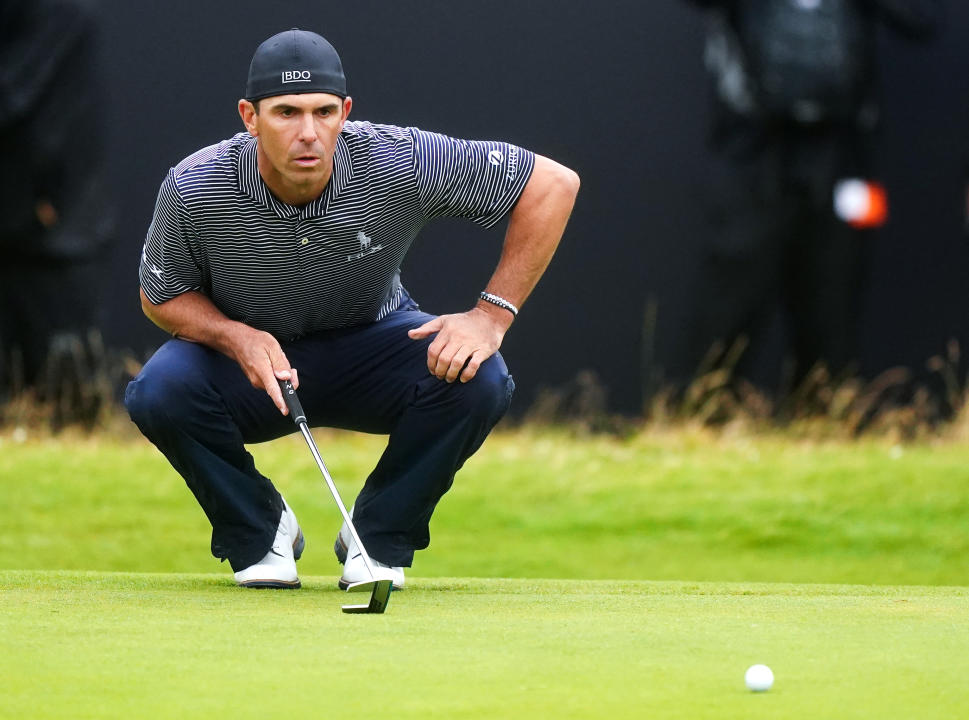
90 0 969 414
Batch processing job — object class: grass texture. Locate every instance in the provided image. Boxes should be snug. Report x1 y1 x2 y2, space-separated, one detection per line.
1 427 967 718
1 428 967 586
1 572 966 719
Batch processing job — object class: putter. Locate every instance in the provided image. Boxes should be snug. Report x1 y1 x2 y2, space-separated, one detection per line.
278 379 393 614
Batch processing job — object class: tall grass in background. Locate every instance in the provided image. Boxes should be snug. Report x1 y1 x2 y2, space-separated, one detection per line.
3 325 969 441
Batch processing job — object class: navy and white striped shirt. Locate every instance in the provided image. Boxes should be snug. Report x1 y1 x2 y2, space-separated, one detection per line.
140 121 535 339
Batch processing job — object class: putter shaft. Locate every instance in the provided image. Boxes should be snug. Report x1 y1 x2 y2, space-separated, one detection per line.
278 379 387 585
293 420 383 581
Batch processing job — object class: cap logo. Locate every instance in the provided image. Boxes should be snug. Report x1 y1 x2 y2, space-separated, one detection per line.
282 70 312 83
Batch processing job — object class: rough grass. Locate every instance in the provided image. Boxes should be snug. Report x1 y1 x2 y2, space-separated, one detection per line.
1 427 967 586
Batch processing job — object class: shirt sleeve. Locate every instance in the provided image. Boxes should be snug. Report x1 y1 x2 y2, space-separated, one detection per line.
410 128 536 229
139 170 206 304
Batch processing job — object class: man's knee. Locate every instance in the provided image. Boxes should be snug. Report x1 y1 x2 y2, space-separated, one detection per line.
125 367 187 433
124 342 211 431
458 355 515 423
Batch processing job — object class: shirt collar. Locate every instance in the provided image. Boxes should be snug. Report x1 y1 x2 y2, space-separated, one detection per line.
237 132 353 219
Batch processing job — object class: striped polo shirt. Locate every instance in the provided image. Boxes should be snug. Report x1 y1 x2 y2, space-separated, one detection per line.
140 121 535 339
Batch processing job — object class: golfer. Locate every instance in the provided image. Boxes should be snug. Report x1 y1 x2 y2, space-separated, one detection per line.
125 29 579 589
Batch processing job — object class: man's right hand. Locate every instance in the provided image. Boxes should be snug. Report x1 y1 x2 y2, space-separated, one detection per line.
139 288 298 416
227 326 299 415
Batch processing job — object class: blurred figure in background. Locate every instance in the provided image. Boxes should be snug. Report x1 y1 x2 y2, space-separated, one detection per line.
678 0 939 402
0 0 115 424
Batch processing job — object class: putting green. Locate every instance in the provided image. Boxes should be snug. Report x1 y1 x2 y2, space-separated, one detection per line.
2 571 966 719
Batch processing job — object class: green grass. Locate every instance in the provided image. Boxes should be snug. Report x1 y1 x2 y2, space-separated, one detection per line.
1 428 967 585
2 426 968 718
1 571 966 719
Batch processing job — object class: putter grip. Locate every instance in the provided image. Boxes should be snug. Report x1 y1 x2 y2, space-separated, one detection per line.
278 379 306 424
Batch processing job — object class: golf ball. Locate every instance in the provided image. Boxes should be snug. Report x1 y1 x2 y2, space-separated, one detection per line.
745 664 774 692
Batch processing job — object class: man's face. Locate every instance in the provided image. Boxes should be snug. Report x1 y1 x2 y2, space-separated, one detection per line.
239 92 352 204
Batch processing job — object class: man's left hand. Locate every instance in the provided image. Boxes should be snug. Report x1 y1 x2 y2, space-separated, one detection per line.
408 307 509 382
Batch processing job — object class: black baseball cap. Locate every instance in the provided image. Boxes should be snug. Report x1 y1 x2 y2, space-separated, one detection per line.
245 28 347 102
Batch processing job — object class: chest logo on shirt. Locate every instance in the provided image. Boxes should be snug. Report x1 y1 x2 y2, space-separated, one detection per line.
347 230 384 261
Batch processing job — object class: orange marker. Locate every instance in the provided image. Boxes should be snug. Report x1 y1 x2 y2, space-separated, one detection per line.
834 179 888 229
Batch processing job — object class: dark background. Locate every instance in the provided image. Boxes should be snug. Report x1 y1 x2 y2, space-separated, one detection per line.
91 0 969 415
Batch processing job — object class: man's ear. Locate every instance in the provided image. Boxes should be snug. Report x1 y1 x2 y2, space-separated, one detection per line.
238 99 259 136
337 96 353 132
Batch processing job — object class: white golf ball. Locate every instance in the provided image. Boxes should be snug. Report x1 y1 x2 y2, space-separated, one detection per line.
745 664 774 692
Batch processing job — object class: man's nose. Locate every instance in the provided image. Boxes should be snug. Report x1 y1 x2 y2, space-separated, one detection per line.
297 112 318 142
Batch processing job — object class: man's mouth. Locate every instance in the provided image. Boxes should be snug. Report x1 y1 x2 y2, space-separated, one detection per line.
293 155 321 167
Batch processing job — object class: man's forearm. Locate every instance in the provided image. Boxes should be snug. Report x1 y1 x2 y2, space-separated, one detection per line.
140 287 297 412
477 155 579 325
140 288 252 358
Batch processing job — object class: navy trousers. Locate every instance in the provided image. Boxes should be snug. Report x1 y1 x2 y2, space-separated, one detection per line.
124 299 514 571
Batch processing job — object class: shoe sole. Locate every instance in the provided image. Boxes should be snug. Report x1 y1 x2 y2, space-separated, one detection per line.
238 578 302 589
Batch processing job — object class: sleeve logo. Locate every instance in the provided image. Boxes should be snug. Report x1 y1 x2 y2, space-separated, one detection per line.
506 146 520 182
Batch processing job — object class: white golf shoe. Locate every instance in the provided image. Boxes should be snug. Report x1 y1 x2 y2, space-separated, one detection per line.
234 497 305 589
334 513 404 590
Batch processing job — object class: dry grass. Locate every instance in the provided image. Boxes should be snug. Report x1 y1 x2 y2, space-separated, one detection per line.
4 336 969 445
0 330 143 436
525 340 969 444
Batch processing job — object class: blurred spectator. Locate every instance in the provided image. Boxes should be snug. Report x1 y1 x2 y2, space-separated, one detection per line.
0 0 115 422
678 0 939 397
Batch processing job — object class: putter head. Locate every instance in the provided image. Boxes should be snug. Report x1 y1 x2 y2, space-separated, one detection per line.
341 578 393 614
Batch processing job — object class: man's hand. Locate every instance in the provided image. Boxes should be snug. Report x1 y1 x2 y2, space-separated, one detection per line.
405 156 578 384
408 307 509 383
227 326 300 414
140 288 299 414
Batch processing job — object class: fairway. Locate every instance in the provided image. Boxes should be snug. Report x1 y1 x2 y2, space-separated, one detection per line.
1 571 966 719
